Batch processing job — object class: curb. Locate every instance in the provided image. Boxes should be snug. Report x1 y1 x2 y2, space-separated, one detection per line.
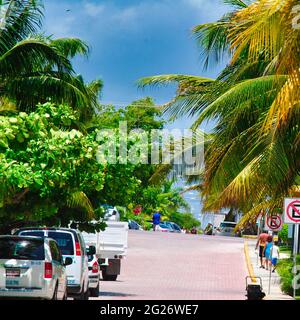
244 240 257 283
242 235 257 239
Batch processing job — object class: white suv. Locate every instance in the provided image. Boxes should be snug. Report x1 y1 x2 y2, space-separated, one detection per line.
0 235 71 300
15 228 90 300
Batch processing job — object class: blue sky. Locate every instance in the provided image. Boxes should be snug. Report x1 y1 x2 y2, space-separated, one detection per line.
43 0 229 221
43 0 227 110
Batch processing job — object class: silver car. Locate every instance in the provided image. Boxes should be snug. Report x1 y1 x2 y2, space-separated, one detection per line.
215 222 238 236
0 235 72 300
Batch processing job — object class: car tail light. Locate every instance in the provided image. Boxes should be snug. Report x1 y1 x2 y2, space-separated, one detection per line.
44 262 53 279
92 261 99 273
75 242 81 256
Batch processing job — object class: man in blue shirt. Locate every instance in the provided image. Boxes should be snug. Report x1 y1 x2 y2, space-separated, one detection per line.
152 211 161 231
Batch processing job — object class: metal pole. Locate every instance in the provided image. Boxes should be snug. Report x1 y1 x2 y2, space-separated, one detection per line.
293 224 299 299
268 232 273 295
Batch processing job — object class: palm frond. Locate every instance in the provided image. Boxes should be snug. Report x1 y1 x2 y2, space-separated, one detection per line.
191 75 287 129
50 38 90 59
0 0 43 52
66 191 94 220
0 38 73 76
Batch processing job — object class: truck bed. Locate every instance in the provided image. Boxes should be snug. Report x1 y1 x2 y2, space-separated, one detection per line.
82 221 128 259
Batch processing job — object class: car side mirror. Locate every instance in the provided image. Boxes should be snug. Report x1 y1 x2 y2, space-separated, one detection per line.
64 257 73 266
88 245 96 256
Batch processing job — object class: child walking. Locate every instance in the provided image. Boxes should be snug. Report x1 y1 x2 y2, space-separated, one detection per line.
271 241 280 273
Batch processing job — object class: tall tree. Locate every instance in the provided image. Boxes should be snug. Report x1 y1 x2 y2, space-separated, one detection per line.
0 0 100 120
138 0 300 227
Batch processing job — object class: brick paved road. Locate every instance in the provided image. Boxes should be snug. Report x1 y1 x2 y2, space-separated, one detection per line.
96 230 247 300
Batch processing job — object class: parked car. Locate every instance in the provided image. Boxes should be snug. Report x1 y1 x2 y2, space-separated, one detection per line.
14 227 91 300
215 222 238 237
87 247 100 297
164 222 183 233
0 235 72 300
156 222 173 232
128 220 143 230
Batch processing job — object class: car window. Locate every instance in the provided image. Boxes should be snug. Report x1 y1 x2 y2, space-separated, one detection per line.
48 232 74 255
19 231 45 238
49 241 62 263
220 222 236 228
0 238 45 260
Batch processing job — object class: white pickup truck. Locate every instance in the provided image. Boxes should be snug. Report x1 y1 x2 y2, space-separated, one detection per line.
82 221 128 281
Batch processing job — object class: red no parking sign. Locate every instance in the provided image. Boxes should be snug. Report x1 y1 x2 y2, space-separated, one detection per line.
284 198 300 224
265 215 283 231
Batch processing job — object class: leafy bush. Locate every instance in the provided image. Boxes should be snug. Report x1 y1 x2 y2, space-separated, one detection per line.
279 224 289 245
277 255 300 296
169 212 201 230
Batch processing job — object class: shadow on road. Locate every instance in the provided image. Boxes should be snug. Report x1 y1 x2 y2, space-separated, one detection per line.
100 291 136 298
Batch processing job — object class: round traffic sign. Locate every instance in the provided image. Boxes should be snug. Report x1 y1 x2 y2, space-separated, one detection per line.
286 200 300 223
266 215 282 230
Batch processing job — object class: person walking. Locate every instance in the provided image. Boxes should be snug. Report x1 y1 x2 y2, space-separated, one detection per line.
264 235 273 270
152 210 161 231
255 230 269 268
271 241 280 273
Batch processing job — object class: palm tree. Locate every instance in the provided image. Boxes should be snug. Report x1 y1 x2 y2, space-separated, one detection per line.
138 0 300 227
0 0 100 119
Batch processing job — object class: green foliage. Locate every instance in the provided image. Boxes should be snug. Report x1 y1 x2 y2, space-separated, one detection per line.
87 98 186 215
279 224 289 245
277 256 300 297
0 102 105 232
0 1 101 120
168 212 201 230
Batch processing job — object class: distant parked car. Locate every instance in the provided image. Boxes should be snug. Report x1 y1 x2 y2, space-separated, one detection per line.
128 220 143 230
0 235 72 300
164 222 183 233
14 227 91 300
215 222 238 237
87 247 100 297
156 222 173 232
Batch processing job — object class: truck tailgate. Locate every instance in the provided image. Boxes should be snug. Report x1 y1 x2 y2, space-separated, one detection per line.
99 222 128 258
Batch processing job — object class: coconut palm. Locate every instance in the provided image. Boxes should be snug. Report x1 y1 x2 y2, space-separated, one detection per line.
0 0 100 119
138 0 300 226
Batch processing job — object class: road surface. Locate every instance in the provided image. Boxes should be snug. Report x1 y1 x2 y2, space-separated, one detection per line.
97 230 247 300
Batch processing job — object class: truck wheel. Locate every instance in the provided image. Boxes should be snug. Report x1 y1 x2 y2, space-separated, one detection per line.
89 282 100 297
52 284 58 300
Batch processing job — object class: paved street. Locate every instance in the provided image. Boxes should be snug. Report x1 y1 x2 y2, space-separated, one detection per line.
97 230 247 300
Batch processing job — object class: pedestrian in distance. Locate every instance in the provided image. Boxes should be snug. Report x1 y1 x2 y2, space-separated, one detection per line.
255 230 269 268
263 235 273 270
152 210 161 231
271 241 280 273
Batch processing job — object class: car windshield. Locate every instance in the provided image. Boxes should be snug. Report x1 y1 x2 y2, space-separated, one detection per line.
48 232 74 255
0 238 45 260
160 223 170 229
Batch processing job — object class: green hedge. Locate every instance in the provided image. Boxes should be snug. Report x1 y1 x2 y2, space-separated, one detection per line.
277 255 300 296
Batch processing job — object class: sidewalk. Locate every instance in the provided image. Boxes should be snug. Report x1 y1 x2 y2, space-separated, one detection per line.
245 240 294 300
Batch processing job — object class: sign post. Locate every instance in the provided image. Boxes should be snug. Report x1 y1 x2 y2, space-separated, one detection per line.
284 198 300 299
263 213 283 296
293 225 299 299
264 214 283 232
